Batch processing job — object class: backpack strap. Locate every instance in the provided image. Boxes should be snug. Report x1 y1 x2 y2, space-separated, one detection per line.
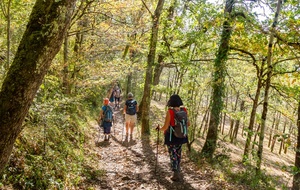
168 109 175 126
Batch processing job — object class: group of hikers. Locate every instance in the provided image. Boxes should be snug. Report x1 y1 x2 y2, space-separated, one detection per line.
98 84 139 142
97 84 189 182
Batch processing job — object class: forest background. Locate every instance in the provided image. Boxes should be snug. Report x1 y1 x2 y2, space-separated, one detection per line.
0 0 299 189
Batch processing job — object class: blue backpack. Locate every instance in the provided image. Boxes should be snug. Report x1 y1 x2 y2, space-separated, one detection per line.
103 105 113 122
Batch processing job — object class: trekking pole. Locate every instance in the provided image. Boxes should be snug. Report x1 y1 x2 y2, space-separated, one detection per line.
122 115 125 141
155 124 160 174
136 122 140 139
113 117 115 136
95 119 101 142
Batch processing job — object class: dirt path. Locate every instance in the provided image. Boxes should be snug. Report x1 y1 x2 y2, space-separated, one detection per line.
83 100 294 190
90 106 217 190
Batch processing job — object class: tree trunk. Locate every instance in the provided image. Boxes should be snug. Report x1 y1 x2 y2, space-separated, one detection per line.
152 0 177 99
221 92 228 135
152 55 164 100
232 100 245 141
229 91 239 141
279 118 287 155
268 112 277 147
5 0 12 70
140 0 165 135
0 0 76 173
198 106 209 138
256 0 282 173
285 122 293 154
62 34 70 94
202 111 211 138
243 59 264 162
271 112 281 152
201 0 234 158
252 123 260 150
292 101 300 190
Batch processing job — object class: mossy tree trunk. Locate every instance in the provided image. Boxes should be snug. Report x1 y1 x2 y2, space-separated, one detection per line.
292 100 300 190
0 0 76 173
200 0 234 158
140 0 165 135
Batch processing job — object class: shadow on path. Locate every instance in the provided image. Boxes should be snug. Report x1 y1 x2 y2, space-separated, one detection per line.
141 134 197 190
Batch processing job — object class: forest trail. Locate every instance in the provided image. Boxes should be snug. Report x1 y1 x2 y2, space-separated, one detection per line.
88 104 217 190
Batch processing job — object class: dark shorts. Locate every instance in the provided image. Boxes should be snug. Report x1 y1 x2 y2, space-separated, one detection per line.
164 132 188 145
114 97 120 102
102 121 112 134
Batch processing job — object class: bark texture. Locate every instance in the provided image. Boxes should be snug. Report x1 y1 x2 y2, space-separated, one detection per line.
140 0 165 135
256 0 282 172
201 0 234 158
0 0 76 173
292 101 300 190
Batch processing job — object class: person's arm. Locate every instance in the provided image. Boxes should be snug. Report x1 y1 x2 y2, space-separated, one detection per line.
123 104 127 115
159 110 171 132
135 102 139 113
98 109 104 122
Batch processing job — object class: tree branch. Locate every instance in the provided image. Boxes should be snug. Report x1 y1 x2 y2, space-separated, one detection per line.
141 0 153 17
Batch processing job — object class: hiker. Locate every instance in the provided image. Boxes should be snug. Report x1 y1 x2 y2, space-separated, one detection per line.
113 85 122 108
156 94 189 181
109 90 114 104
98 98 114 141
123 92 138 141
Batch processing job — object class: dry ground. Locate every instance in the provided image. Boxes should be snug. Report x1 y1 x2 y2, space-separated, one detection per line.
84 100 294 189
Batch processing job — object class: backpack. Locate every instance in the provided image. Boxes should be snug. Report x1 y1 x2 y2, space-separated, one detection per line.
126 99 137 115
114 89 121 98
169 108 188 139
103 105 113 122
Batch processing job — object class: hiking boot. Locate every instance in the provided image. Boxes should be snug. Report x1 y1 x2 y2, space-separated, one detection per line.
104 135 109 141
171 171 182 182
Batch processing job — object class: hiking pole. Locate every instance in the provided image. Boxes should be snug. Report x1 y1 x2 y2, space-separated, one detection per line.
95 119 101 142
122 115 125 141
113 117 115 136
136 122 140 139
155 124 160 174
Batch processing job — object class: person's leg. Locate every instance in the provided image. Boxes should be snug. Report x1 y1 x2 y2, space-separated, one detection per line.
103 126 108 141
129 122 134 136
129 115 136 139
125 114 129 136
175 144 182 172
116 97 120 107
107 124 112 140
167 144 183 181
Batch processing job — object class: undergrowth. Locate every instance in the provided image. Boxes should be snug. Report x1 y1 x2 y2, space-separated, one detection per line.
186 141 289 190
0 76 108 189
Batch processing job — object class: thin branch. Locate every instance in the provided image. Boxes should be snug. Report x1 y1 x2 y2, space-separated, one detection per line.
190 58 214 62
273 57 300 67
141 0 153 17
71 0 95 27
229 46 259 77
273 68 298 76
270 84 289 99
274 31 300 51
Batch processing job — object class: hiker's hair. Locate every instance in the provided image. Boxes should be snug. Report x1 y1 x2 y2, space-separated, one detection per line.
168 94 183 107
103 98 109 105
128 92 133 98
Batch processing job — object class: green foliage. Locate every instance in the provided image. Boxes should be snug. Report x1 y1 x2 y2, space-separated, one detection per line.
0 71 106 189
231 167 277 189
